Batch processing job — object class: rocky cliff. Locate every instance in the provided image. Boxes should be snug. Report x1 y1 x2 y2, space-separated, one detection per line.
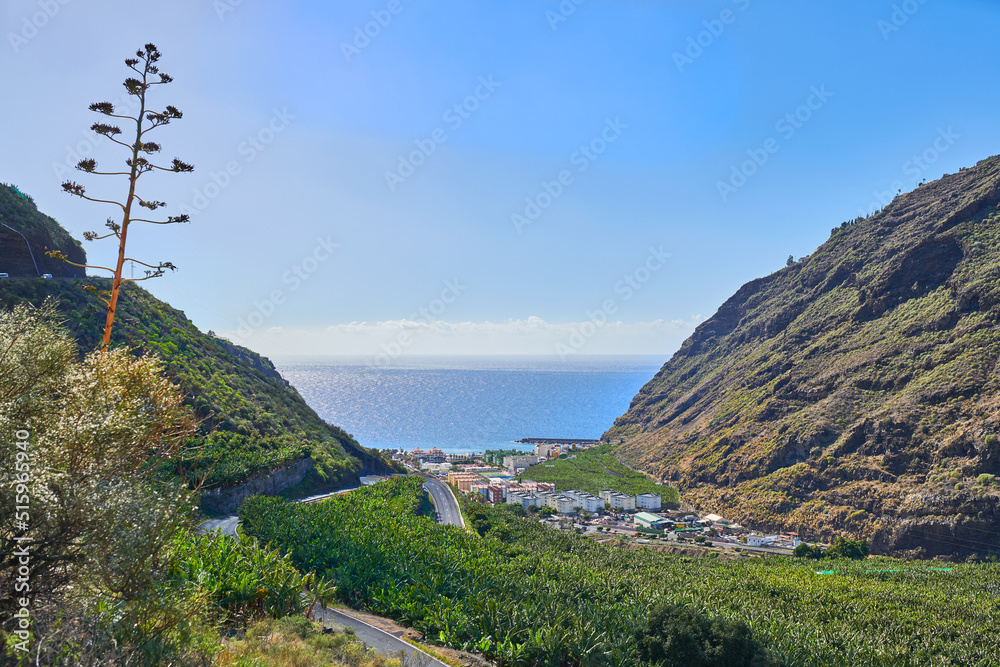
606 155 1000 559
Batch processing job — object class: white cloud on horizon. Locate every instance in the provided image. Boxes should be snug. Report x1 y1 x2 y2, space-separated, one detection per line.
225 315 704 359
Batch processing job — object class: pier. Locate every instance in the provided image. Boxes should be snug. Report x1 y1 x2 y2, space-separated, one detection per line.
516 438 602 446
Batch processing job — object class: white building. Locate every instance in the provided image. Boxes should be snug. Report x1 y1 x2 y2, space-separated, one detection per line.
563 490 603 513
536 491 560 510
503 454 540 474
507 491 542 509
636 493 662 510
555 495 577 514
532 491 584 515
533 443 553 458
600 490 636 511
747 533 780 548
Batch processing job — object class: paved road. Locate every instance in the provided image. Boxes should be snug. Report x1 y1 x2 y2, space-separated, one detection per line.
421 475 465 528
196 474 461 664
196 485 360 536
198 514 240 535
708 539 794 556
312 607 448 667
197 474 464 535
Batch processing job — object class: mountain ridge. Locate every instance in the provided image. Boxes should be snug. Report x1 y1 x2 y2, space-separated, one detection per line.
606 155 1000 559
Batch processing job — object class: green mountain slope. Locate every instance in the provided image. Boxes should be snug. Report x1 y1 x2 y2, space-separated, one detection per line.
606 155 1000 559
0 183 86 277
0 278 396 489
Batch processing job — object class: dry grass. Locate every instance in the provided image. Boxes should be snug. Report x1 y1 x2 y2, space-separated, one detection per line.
215 617 405 667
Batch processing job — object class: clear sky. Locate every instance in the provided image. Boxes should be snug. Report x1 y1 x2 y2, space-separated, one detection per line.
3 0 998 360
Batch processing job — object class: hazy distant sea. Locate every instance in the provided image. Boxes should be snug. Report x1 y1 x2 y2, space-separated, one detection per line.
272 355 663 454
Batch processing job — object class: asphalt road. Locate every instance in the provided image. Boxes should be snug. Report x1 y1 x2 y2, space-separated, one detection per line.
196 486 360 536
196 475 462 664
196 474 465 535
420 475 465 528
198 514 240 535
311 607 448 667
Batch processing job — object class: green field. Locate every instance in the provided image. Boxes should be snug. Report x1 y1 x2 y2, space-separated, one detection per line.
240 477 1000 666
519 443 679 503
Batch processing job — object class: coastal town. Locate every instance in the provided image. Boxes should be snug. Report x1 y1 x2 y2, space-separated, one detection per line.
392 443 808 555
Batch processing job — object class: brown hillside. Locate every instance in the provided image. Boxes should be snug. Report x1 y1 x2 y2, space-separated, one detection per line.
606 155 1000 559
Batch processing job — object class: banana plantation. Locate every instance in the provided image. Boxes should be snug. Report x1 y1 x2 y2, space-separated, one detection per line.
238 477 1000 667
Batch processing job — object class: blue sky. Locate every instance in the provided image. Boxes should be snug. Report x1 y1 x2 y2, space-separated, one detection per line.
2 0 999 359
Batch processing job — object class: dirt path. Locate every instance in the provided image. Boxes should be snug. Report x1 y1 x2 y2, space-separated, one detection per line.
598 461 622 477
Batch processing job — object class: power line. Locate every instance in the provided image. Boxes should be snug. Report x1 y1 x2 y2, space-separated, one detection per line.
0 216 40 276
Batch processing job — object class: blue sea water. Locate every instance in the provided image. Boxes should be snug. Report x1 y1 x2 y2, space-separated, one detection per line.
273 355 664 454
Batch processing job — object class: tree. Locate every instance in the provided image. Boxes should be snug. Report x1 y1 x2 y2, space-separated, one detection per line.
786 254 795 267
468 507 494 537
634 601 777 667
825 536 869 560
49 44 193 352
792 543 825 560
507 504 527 518
0 302 201 661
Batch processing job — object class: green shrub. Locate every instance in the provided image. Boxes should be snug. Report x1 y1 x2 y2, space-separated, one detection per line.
634 602 777 667
793 544 825 559
826 536 870 560
977 473 996 487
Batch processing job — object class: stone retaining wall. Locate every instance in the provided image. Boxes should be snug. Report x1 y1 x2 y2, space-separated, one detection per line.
200 457 315 515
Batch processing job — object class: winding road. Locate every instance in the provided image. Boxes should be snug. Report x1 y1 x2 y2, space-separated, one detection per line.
195 473 462 665
420 475 465 528
196 485 360 536
311 607 448 667
197 474 465 535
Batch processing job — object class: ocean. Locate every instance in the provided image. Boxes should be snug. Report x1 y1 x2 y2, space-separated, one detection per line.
273 355 664 454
